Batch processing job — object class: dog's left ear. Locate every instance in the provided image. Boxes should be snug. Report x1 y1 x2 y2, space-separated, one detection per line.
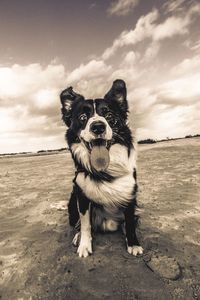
60 86 83 127
104 79 128 116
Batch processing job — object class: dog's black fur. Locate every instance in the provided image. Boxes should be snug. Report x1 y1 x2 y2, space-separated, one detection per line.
60 79 143 257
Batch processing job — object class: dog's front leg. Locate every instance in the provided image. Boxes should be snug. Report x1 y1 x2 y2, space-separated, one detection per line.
77 196 92 258
124 201 143 256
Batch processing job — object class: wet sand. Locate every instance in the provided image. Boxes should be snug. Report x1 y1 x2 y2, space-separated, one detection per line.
0 138 200 299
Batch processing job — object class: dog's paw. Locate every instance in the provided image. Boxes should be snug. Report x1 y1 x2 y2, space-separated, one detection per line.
72 232 80 247
77 237 92 258
127 245 143 256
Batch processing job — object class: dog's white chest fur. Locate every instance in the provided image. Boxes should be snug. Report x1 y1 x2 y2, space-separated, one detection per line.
75 144 136 207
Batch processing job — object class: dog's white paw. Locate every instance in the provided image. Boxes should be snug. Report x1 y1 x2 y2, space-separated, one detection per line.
72 232 80 247
127 245 143 256
77 237 92 258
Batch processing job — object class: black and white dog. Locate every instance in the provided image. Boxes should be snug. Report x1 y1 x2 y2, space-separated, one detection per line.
60 79 143 258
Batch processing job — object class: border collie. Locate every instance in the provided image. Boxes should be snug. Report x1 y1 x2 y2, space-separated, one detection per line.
60 79 143 258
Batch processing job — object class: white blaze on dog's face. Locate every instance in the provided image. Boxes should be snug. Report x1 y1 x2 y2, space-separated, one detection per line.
79 102 113 143
79 101 114 171
60 80 130 172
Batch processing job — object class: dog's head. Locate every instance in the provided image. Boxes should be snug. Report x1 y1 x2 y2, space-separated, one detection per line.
60 79 131 172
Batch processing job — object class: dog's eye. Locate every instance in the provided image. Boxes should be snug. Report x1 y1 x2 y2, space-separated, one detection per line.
105 112 117 126
102 107 109 114
105 112 113 120
79 113 87 122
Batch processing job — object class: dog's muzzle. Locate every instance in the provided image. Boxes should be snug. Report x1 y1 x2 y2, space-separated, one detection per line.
80 116 113 172
80 115 112 143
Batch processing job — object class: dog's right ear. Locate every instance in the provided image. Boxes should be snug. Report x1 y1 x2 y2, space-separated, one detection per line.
60 87 82 127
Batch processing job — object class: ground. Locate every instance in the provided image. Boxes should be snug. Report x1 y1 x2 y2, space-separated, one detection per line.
0 138 200 300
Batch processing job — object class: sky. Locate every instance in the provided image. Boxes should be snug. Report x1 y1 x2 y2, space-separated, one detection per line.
0 0 200 153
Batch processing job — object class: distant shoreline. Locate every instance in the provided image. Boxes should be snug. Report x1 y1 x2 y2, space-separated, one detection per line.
0 135 199 157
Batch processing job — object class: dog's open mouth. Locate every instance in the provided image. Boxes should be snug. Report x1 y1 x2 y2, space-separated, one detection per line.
82 138 111 172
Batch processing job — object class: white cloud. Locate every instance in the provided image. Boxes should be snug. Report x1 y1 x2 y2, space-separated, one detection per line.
163 0 187 14
66 60 111 84
123 51 137 65
132 72 200 140
171 55 200 76
157 74 200 105
102 9 159 60
33 89 59 109
142 42 160 62
109 61 144 87
74 77 109 99
0 64 65 100
190 39 200 51
184 38 200 52
110 51 140 82
102 3 200 60
63 59 113 99
137 104 198 140
0 130 65 154
0 63 67 153
152 16 189 41
0 103 66 154
107 0 139 16
153 3 200 40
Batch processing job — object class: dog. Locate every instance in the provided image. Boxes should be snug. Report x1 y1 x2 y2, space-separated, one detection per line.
60 79 143 258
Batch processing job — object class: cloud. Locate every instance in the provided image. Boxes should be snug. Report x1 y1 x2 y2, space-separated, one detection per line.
0 63 65 103
1 1 200 153
1 56 199 153
102 9 159 60
132 73 200 140
0 60 114 152
0 63 67 153
184 37 200 52
163 0 187 14
108 51 144 86
137 104 199 140
66 60 111 84
63 59 112 98
171 55 200 76
156 74 200 106
0 103 65 153
153 3 200 40
190 39 200 51
102 3 200 60
152 16 189 41
123 50 138 65
142 42 160 62
107 0 139 16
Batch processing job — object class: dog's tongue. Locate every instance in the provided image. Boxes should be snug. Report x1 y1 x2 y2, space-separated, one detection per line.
90 145 110 171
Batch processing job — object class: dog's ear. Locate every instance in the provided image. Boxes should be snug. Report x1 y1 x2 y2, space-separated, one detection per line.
60 87 82 127
104 79 128 116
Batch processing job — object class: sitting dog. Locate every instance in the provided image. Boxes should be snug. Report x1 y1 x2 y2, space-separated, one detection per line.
60 79 143 258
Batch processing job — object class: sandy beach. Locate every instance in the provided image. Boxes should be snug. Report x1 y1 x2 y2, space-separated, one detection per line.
0 138 200 299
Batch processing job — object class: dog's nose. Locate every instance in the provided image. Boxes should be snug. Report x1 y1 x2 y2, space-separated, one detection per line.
90 121 106 135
